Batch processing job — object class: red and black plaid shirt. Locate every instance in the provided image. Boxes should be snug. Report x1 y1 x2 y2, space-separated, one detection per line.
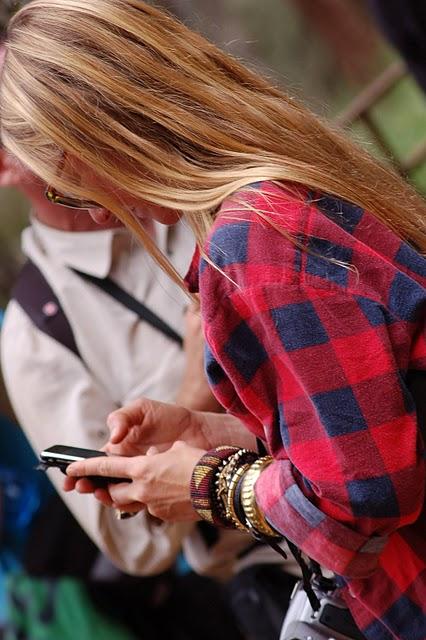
186 181 426 640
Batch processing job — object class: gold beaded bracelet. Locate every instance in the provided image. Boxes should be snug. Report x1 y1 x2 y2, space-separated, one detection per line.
240 457 281 538
216 449 259 525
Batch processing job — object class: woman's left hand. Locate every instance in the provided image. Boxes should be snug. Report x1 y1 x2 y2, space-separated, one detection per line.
65 441 206 522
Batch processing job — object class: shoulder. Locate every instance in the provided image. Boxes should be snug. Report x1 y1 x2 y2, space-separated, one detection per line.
202 182 426 314
201 182 367 295
1 298 70 367
1 300 46 386
206 181 308 259
201 182 308 292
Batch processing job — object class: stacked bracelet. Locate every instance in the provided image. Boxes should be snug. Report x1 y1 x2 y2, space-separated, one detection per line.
216 448 259 519
190 446 260 530
240 456 280 538
190 446 279 537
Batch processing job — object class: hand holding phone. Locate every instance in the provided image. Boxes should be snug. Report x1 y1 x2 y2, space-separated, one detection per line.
39 445 131 488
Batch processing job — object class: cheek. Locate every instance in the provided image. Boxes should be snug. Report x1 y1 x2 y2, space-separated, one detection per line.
138 204 181 225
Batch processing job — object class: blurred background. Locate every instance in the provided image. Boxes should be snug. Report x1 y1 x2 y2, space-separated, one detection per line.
0 0 425 321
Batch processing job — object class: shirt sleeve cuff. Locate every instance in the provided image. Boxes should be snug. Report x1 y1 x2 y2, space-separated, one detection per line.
255 459 388 578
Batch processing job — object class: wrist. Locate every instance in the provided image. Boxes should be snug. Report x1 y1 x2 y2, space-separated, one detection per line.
175 387 223 413
198 412 257 450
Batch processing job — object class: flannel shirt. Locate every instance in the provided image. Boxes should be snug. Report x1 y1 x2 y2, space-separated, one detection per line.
185 181 426 640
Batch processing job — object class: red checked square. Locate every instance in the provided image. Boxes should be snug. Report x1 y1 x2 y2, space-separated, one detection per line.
370 416 419 474
331 327 395 385
379 533 425 593
290 437 345 485
286 342 347 395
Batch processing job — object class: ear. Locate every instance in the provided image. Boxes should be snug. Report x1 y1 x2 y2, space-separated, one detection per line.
0 149 9 186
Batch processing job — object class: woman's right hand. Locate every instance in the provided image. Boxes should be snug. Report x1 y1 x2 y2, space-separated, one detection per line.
63 398 257 495
105 397 257 457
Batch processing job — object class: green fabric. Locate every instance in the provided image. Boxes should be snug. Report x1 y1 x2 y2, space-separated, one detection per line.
5 573 137 640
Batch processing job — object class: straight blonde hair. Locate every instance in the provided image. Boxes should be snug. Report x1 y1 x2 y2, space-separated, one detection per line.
1 0 425 287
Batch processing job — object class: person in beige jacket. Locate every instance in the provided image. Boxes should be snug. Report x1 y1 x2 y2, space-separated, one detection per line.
0 148 293 582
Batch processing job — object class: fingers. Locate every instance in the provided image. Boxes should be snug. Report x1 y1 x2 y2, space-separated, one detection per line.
74 477 97 493
63 475 77 492
67 455 134 479
107 411 133 444
108 482 145 509
64 476 113 506
94 487 115 507
106 397 192 449
107 397 162 443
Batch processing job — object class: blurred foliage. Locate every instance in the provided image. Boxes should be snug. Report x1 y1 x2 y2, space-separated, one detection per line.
0 189 28 308
349 76 426 193
0 0 22 37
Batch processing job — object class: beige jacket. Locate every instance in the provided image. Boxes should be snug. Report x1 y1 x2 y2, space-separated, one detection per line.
1 219 283 579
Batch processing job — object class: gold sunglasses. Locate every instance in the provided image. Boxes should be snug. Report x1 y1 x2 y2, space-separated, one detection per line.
44 152 100 210
45 186 100 210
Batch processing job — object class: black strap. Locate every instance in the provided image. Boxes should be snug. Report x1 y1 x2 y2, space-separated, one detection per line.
12 260 183 360
407 370 426 443
256 438 268 455
12 261 81 359
72 269 183 348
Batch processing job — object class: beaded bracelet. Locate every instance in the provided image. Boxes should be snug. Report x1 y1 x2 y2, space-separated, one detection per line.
190 446 241 528
216 448 259 519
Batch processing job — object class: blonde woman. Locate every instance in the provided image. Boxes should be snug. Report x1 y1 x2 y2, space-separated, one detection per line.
1 1 425 638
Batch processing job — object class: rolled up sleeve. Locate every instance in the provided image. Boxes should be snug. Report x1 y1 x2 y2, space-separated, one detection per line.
207 284 425 577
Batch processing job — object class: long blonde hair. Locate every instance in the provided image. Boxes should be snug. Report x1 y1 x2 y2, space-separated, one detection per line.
1 0 425 285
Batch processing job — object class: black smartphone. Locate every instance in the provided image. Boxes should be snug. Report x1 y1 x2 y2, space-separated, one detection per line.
39 445 130 487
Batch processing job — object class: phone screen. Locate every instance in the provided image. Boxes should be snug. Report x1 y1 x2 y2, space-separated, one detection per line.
41 445 106 462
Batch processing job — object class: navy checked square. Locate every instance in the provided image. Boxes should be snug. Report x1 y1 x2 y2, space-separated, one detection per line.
364 618 398 640
388 272 425 322
306 237 353 287
367 595 426 640
224 320 268 382
395 242 426 278
356 296 395 327
271 301 329 352
347 475 400 518
315 195 363 235
207 222 250 269
312 386 368 437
